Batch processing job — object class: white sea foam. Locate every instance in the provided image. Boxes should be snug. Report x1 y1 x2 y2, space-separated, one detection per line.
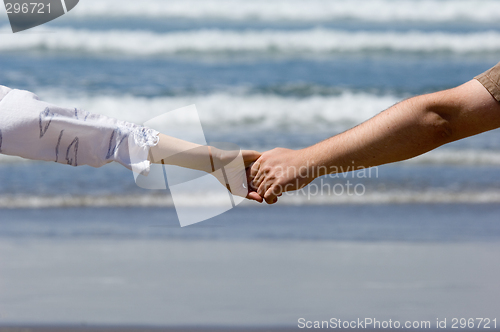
2 26 500 55
0 154 31 164
405 149 500 166
49 0 500 23
282 190 500 205
36 90 399 130
2 189 500 209
0 194 174 208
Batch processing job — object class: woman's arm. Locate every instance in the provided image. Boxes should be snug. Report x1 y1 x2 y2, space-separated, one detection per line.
149 133 262 201
0 86 262 201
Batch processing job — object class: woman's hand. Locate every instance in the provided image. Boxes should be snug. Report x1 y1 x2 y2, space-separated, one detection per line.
211 147 263 202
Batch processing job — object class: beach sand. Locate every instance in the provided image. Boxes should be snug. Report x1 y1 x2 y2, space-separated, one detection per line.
0 327 297 332
1 204 500 329
0 238 499 328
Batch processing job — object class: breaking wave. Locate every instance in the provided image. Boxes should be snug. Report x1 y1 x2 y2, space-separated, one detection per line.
62 0 500 23
2 27 500 56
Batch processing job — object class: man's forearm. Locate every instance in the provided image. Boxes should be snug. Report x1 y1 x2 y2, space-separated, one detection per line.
303 79 500 176
304 92 450 175
251 79 500 203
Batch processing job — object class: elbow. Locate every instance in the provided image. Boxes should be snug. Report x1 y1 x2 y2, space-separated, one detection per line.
431 112 453 141
423 106 455 145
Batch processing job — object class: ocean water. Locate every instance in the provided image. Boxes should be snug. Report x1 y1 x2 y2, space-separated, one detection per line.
1 0 500 327
1 0 500 209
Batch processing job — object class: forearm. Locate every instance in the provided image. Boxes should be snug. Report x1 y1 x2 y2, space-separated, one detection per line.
306 94 449 174
305 79 500 176
148 133 214 173
149 133 263 201
252 77 500 204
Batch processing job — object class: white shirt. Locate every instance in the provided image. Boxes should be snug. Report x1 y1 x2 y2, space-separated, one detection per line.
0 86 158 174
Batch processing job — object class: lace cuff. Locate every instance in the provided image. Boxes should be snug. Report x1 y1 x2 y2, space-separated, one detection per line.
127 125 160 175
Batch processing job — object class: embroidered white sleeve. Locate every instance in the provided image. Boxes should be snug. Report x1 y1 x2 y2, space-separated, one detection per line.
0 87 158 174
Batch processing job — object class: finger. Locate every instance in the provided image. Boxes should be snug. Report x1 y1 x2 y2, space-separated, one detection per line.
257 177 272 198
264 193 279 205
265 195 278 204
249 159 261 183
243 168 263 202
253 171 266 191
246 191 263 203
246 167 258 191
264 184 282 204
252 165 269 190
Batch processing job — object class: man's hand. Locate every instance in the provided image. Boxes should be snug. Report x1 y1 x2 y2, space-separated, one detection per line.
250 148 315 204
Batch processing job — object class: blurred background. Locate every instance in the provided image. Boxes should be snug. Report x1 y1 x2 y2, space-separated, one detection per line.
0 0 500 329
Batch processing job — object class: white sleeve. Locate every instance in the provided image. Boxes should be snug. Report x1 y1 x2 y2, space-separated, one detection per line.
0 86 159 174
0 85 11 101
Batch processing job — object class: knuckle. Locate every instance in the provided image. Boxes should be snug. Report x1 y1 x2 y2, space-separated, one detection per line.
262 166 272 174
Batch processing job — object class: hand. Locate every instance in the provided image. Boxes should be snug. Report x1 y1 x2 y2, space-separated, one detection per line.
211 148 263 202
250 148 315 204
242 150 263 202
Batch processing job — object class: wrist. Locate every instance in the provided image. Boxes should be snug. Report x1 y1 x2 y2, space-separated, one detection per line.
294 147 319 182
208 146 240 171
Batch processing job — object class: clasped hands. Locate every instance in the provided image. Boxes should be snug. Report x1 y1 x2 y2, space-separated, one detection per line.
148 136 315 204
241 148 316 204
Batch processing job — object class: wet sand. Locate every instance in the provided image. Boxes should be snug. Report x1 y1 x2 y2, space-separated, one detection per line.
1 239 499 327
0 327 297 332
